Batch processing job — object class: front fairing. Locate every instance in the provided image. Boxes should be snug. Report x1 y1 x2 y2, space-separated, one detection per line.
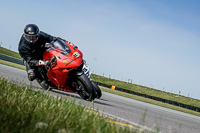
56 50 83 69
43 39 83 69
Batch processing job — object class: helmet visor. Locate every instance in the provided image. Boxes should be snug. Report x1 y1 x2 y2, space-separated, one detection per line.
24 34 39 43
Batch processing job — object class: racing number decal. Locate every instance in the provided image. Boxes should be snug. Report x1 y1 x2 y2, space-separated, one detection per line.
73 52 80 58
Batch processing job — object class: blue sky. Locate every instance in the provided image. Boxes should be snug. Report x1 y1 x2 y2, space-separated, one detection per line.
0 0 200 99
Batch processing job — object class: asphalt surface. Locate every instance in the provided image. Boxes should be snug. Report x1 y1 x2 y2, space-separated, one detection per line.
1 64 200 133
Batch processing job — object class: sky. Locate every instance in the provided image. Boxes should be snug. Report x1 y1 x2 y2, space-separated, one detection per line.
0 0 200 99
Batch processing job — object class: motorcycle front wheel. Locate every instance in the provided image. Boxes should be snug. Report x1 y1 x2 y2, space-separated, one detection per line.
91 81 102 99
76 74 96 101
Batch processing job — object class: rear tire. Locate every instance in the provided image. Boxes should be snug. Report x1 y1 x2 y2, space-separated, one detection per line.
76 74 96 101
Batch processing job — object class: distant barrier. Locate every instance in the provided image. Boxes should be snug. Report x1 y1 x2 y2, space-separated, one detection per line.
94 81 200 112
0 53 24 65
0 53 200 112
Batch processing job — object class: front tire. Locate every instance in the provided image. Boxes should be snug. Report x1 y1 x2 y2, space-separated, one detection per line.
91 81 102 99
76 74 96 101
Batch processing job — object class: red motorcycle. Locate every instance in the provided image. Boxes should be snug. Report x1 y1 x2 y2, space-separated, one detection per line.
39 39 101 101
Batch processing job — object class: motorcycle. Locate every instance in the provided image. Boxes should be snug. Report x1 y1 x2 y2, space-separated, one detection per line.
39 39 102 101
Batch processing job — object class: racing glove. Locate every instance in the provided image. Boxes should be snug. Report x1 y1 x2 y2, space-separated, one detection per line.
29 59 50 68
38 60 51 68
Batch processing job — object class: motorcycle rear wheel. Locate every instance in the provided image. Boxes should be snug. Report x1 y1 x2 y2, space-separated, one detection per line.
76 74 96 101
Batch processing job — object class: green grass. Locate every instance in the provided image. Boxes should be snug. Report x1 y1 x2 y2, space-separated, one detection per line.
0 78 137 133
0 46 22 59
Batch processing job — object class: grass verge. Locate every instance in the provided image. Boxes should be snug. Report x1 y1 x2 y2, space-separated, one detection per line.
91 74 200 108
0 46 22 59
0 78 136 133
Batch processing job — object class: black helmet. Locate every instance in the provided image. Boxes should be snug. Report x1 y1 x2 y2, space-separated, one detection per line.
24 24 40 44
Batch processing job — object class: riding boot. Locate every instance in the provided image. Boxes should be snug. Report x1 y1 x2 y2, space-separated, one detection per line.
24 60 36 81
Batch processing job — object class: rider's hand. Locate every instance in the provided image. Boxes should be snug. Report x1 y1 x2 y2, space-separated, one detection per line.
38 60 45 66
38 60 51 68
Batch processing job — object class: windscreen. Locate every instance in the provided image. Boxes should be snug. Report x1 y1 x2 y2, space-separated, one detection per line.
52 39 71 55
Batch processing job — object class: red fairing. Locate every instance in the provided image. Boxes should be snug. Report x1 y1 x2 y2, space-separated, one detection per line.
43 40 83 92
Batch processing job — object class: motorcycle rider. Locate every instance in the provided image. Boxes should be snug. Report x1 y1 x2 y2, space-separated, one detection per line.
18 24 62 89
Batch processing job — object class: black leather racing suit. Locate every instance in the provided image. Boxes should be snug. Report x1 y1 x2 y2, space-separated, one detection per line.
18 31 57 82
